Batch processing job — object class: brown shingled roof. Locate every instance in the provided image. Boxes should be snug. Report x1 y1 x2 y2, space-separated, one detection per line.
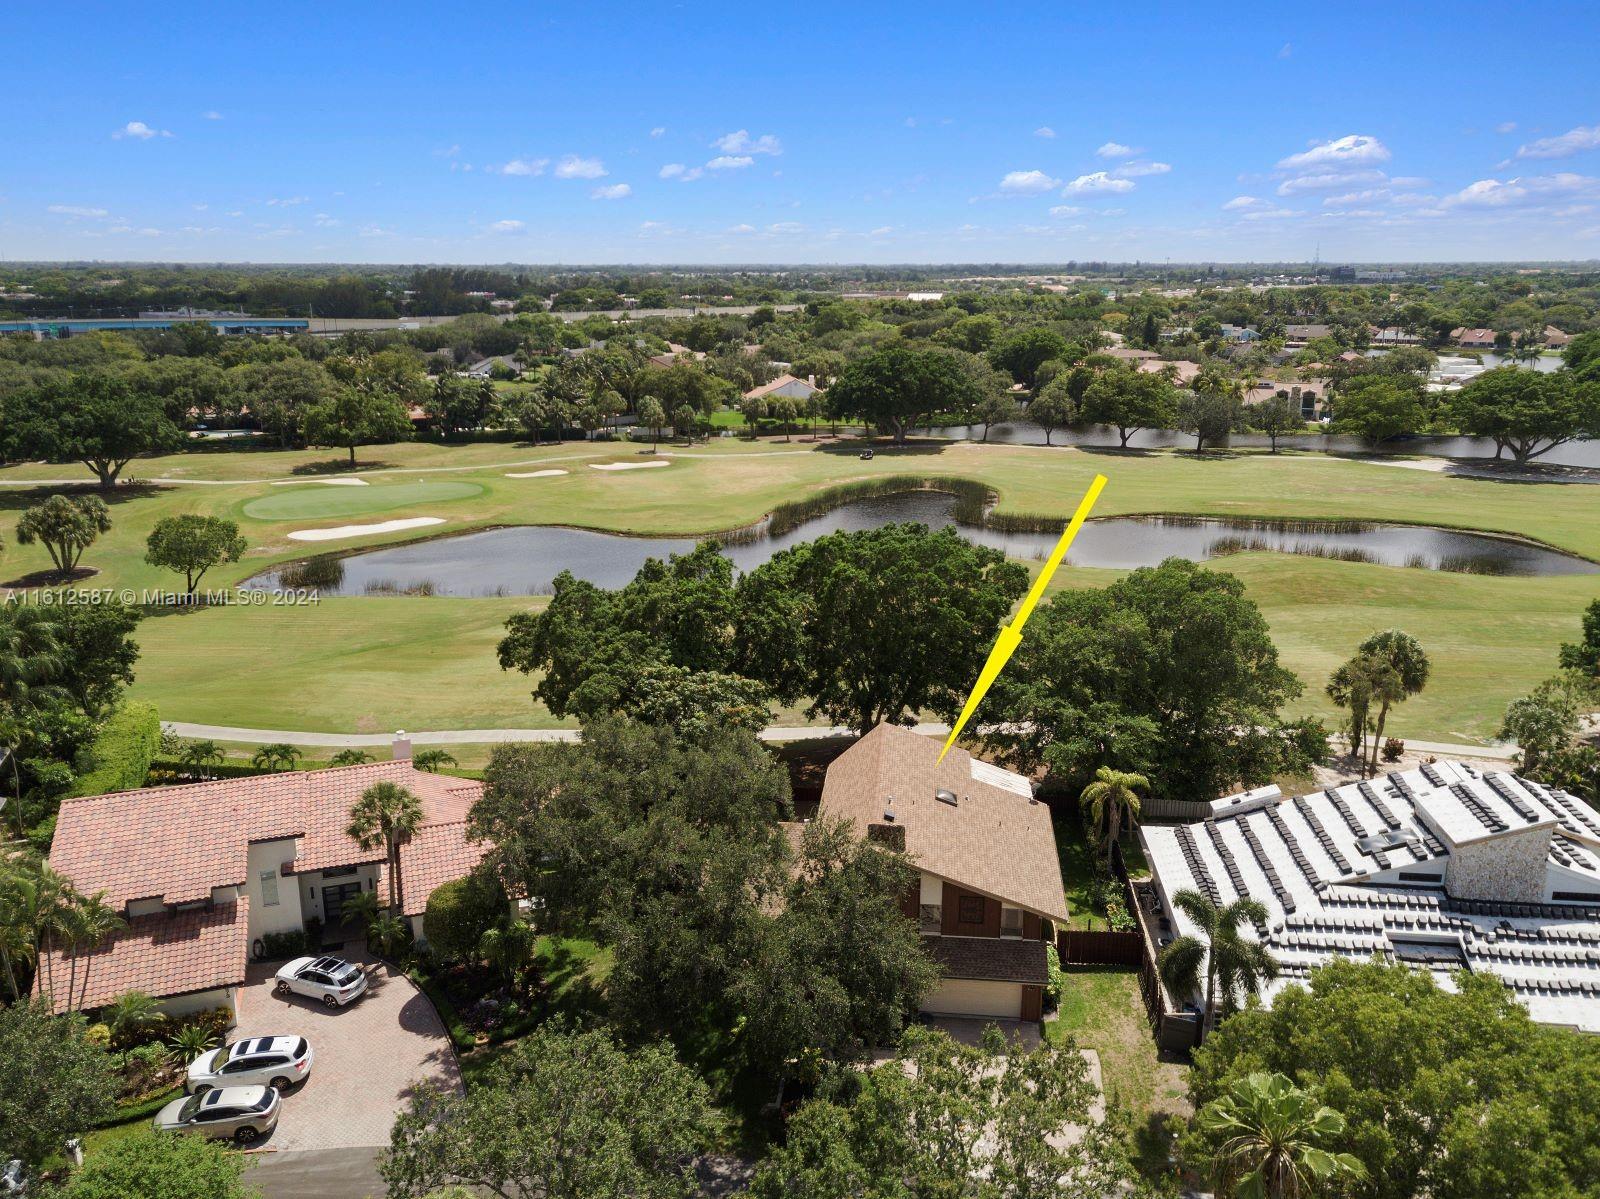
35 899 251 1014
818 725 1068 923
49 761 484 910
926 935 1049 984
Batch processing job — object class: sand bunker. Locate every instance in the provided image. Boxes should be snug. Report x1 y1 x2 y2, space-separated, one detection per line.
588 460 671 471
270 477 370 486
504 469 569 479
288 517 444 542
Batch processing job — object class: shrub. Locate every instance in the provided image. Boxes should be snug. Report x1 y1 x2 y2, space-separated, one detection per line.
258 929 312 961
423 873 507 963
70 700 161 798
1382 737 1405 762
84 1022 112 1049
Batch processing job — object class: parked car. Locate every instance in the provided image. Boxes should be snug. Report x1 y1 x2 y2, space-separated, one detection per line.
187 1035 313 1094
153 1086 280 1144
859 448 874 460
274 955 368 1007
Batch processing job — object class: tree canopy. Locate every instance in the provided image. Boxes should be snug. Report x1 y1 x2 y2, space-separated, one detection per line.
1448 366 1600 461
3 369 184 486
983 557 1324 800
826 346 983 443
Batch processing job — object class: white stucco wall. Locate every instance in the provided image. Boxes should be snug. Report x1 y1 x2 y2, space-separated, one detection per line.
246 838 304 940
157 986 237 1024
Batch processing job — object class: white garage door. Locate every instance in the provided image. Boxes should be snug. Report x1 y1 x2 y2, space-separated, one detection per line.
922 979 1022 1018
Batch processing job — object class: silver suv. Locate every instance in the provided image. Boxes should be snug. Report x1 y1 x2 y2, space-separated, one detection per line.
274 955 369 1007
153 1085 281 1144
187 1035 313 1094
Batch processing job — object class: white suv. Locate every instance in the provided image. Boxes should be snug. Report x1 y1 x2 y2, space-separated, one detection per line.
274 955 369 1007
187 1035 313 1094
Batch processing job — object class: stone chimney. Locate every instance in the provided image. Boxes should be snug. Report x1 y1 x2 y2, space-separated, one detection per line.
392 731 412 761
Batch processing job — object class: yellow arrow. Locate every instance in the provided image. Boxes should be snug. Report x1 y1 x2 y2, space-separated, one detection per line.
937 473 1108 763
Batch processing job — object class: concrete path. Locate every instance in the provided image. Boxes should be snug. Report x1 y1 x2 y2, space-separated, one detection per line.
165 720 1517 760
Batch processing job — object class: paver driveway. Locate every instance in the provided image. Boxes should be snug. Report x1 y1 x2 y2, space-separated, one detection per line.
231 951 460 1151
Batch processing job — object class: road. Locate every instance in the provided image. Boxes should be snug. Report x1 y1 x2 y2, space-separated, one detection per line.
163 720 1516 761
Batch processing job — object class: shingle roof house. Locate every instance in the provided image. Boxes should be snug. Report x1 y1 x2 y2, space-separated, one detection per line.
809 724 1066 1021
37 759 486 1016
1141 760 1600 1032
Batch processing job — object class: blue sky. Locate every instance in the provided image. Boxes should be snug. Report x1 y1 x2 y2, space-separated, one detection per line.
7 2 1600 264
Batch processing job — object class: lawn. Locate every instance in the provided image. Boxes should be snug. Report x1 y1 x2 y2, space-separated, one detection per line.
0 436 1595 741
1046 966 1191 1174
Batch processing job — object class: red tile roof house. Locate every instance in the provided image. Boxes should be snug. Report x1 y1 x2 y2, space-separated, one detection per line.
35 755 487 1020
804 724 1068 1022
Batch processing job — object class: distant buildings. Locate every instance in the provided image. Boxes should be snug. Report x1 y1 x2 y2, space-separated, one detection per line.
1282 324 1332 348
0 314 309 339
1220 324 1261 343
1369 326 1423 346
1451 327 1497 349
743 374 821 403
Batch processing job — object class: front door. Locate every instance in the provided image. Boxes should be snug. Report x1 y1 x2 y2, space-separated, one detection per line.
322 881 363 926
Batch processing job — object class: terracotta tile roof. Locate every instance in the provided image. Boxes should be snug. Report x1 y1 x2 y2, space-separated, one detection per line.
34 898 250 1014
49 761 485 910
818 725 1068 923
743 373 820 400
379 820 492 917
926 935 1049 984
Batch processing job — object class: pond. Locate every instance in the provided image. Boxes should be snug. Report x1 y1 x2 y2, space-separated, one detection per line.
246 490 1598 598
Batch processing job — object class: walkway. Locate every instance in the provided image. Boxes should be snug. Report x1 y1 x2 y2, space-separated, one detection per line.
163 720 1516 760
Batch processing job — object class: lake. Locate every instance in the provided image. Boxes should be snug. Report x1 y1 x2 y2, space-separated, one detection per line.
246 490 1597 598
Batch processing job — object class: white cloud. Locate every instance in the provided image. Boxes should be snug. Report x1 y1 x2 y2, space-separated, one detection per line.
314 213 340 227
1442 172 1599 208
1222 195 1261 211
487 219 525 233
1241 206 1301 221
192 203 208 211
707 155 754 170
998 169 1062 194
1049 205 1082 217
554 155 607 179
659 163 686 178
1096 141 1137 158
1389 176 1429 188
1513 124 1600 161
497 158 549 176
1323 188 1390 205
1277 134 1390 169
48 204 109 217
1112 160 1170 178
1495 121 1518 134
1034 126 1056 139
357 224 391 238
1277 42 1293 59
202 110 222 121
649 126 666 138
729 223 756 233
590 183 631 200
113 120 172 140
1064 171 1135 195
714 130 782 155
869 225 894 236
766 221 805 234
266 196 310 206
1276 168 1387 195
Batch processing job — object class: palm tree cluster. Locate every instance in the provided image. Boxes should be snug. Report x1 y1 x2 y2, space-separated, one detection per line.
0 847 124 1011
1078 766 1148 867
1325 629 1430 776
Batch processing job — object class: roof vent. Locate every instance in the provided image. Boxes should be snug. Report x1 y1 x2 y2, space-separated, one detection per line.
935 788 958 807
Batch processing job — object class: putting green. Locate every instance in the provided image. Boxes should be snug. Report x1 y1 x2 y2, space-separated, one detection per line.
241 480 485 521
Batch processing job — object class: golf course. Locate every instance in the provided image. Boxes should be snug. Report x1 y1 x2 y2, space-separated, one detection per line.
1 433 1596 748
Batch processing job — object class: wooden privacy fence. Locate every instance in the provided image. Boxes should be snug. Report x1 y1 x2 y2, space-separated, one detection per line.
1058 929 1143 966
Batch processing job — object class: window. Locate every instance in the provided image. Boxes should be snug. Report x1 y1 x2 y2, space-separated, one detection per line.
259 869 279 907
958 895 985 925
1001 907 1024 936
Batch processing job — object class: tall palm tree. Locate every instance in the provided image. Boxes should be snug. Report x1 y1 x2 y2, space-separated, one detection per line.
1079 767 1148 866
1196 1071 1366 1199
1355 630 1430 777
72 891 126 1013
0 603 65 708
0 850 40 1001
347 781 424 916
1158 888 1278 1044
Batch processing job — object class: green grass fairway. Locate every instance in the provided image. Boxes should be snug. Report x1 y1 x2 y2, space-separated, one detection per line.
240 479 485 521
1 436 1596 741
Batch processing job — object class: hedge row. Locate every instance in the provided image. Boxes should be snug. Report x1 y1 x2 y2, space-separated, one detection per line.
70 701 162 798
144 759 276 785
